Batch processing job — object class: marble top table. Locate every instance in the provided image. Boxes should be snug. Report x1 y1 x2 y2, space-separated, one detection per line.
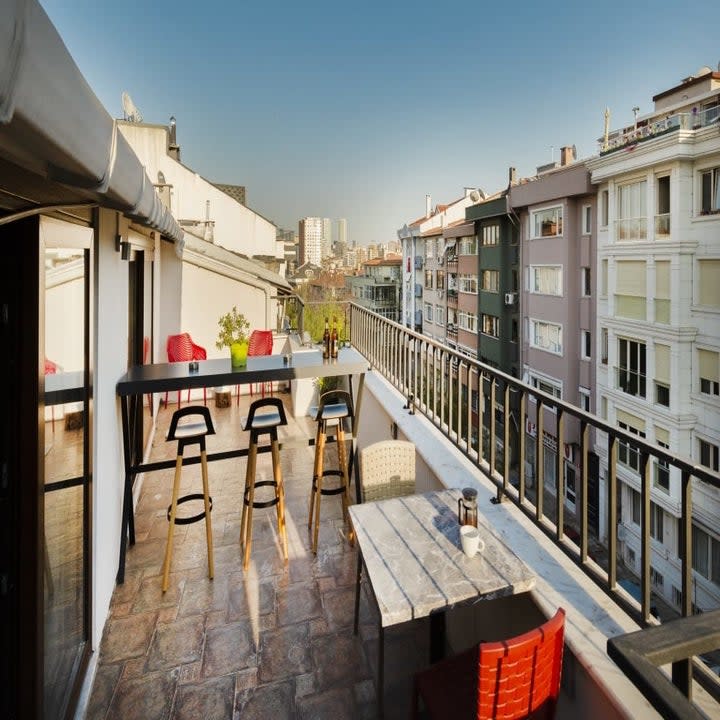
349 488 536 627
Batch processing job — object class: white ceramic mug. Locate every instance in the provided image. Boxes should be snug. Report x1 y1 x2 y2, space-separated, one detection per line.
460 525 484 558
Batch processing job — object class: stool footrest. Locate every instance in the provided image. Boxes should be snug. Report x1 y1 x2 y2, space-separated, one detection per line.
167 493 213 525
244 480 281 509
312 470 348 496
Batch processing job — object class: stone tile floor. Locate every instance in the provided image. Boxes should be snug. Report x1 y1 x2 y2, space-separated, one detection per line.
86 389 429 720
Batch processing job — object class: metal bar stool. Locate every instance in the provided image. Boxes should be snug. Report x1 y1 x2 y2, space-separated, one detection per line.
240 397 289 570
163 405 215 593
308 389 354 554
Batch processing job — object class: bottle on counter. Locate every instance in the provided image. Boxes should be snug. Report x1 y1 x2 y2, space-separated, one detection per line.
322 317 330 359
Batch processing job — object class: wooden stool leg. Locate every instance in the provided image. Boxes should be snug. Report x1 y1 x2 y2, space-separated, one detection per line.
308 423 324 529
271 438 288 561
336 423 354 545
243 442 258 570
240 440 254 548
311 429 326 554
200 449 214 580
162 454 184 592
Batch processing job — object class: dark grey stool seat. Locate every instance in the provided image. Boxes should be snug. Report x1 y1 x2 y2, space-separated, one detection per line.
162 405 215 592
240 397 289 570
308 389 354 554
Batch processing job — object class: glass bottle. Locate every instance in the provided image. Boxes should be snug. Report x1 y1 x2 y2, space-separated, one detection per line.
322 317 330 359
330 316 339 358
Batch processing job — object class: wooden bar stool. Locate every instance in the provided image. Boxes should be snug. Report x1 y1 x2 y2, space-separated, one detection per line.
162 405 215 593
240 397 289 570
308 389 354 554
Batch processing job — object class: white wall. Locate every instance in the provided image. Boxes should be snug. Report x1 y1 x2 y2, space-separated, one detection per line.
119 124 279 260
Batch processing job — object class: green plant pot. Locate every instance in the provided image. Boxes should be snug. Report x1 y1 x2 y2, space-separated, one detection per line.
230 341 249 368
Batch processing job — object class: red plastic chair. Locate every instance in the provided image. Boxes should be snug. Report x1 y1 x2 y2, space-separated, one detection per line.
236 330 273 403
164 333 207 408
412 608 566 720
44 358 59 431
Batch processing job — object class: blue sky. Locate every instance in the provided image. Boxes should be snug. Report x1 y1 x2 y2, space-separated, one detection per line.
42 0 718 246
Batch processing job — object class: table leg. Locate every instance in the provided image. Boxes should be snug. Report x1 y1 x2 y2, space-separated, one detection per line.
117 395 133 584
353 553 362 635
378 621 385 718
430 613 446 663
350 372 365 505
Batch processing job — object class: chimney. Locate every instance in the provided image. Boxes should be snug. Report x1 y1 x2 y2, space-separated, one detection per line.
168 116 180 161
508 167 517 186
425 194 431 218
560 146 576 166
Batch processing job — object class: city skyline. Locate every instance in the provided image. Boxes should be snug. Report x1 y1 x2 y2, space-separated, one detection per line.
42 0 718 245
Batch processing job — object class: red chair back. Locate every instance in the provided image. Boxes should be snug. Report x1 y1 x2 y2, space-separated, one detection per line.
476 608 565 719
248 330 273 357
44 358 58 375
166 333 206 363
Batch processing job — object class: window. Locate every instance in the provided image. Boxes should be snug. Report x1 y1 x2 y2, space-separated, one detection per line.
531 206 563 238
511 318 518 343
458 311 477 333
654 431 670 493
601 328 608 364
618 338 646 397
655 261 670 323
481 270 499 292
435 305 444 326
650 503 664 543
425 240 435 259
617 180 647 240
631 489 641 524
699 438 720 472
424 269 433 289
698 259 720 308
458 236 477 255
654 343 670 408
481 314 500 338
424 303 433 322
615 260 647 320
699 349 720 396
579 388 591 412
581 267 591 296
656 176 670 236
582 205 592 235
529 372 562 400
529 319 562 354
672 586 683 607
601 259 608 297
481 225 499 246
692 525 720 587
581 330 592 360
700 166 720 214
459 274 478 294
529 265 562 295
651 567 664 590
565 464 576 510
601 189 609 227
618 412 646 472
436 269 445 290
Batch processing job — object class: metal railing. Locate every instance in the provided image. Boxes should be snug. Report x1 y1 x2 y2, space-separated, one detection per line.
348 303 720 711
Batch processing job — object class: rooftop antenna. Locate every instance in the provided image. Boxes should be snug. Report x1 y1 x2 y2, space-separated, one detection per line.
632 106 640 129
121 92 143 123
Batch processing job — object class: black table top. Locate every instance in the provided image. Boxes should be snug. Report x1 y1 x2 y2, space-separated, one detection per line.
116 346 370 396
45 370 85 405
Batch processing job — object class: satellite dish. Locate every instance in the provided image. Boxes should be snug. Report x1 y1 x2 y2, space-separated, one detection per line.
121 92 143 123
469 189 486 203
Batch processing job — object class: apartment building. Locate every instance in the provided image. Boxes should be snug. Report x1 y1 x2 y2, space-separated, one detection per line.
510 151 599 534
587 67 720 612
298 216 324 265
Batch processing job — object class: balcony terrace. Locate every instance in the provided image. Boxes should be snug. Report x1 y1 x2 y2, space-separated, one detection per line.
599 104 720 155
85 306 720 719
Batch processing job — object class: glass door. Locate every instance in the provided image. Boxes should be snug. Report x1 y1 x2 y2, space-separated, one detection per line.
42 221 92 720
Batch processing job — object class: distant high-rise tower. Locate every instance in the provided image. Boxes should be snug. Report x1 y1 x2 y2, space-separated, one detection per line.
335 218 347 252
322 218 332 259
299 217 323 265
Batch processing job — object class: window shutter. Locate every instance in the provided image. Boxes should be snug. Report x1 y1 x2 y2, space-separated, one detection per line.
655 261 670 299
616 261 647 295
699 349 719 382
617 408 646 432
655 344 670 384
699 260 720 307
655 426 670 445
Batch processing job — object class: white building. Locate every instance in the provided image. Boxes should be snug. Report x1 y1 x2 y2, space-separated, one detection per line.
299 216 324 265
587 67 720 613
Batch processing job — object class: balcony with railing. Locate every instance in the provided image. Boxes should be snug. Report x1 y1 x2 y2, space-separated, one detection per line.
87 303 720 719
600 104 720 155
616 217 648 242
655 213 671 237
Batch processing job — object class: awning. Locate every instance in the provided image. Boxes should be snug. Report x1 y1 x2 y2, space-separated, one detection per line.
442 239 457 255
442 222 475 239
0 0 183 250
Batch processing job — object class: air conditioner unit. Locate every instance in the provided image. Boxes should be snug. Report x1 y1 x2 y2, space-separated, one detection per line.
617 525 627 542
414 256 424 269
504 292 517 306
414 283 423 297
414 310 423 325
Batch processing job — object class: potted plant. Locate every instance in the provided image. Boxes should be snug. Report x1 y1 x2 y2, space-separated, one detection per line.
216 306 250 367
